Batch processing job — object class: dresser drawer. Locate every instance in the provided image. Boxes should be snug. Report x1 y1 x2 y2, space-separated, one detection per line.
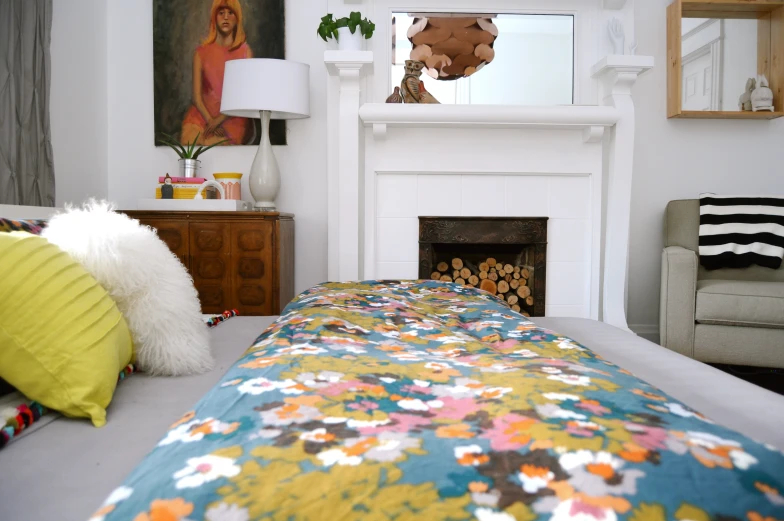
123 211 294 316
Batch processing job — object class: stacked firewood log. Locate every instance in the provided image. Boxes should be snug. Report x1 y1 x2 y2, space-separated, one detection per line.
430 257 534 316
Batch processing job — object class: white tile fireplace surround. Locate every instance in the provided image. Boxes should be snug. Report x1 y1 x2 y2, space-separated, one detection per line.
373 172 593 319
325 0 652 332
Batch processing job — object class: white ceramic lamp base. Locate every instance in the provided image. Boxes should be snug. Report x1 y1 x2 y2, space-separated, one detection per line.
249 110 280 211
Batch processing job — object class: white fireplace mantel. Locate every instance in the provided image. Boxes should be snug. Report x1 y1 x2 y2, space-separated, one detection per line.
324 0 652 331
359 104 620 140
592 54 653 331
325 51 374 282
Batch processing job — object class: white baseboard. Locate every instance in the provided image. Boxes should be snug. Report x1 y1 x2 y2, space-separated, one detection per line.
629 323 660 345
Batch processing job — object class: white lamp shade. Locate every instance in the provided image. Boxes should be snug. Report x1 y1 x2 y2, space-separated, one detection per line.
221 59 310 120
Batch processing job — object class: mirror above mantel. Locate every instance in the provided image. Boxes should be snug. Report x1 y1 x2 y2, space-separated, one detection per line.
391 12 575 105
667 0 784 119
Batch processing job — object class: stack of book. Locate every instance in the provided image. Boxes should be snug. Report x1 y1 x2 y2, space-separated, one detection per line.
155 176 206 199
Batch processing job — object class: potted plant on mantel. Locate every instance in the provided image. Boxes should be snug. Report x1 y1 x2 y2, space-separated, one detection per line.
317 12 375 51
158 133 227 178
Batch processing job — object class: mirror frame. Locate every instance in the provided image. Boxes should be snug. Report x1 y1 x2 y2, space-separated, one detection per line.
667 0 784 119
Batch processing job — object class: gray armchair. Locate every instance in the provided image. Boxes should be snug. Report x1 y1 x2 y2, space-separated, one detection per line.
660 200 784 368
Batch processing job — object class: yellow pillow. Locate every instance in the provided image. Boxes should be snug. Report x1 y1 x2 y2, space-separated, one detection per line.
0 232 133 426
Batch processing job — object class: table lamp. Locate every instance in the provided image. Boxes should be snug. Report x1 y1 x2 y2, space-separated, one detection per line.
221 59 310 211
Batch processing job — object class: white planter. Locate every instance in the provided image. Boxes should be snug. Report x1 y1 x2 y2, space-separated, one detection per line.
337 27 364 51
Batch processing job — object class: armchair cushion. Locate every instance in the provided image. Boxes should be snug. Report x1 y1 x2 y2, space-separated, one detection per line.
696 280 784 329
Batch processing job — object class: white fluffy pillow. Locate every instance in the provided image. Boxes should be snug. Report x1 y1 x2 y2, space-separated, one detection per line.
42 201 213 376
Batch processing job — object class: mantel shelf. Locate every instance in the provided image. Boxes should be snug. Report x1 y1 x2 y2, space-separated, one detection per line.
674 111 784 120
359 104 620 132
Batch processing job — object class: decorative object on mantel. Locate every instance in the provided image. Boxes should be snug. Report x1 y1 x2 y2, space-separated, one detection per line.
752 75 774 112
400 60 439 104
385 86 403 103
158 132 228 178
667 0 784 119
739 78 756 111
418 81 440 104
401 60 424 103
221 59 310 211
317 12 375 51
608 17 625 55
408 15 498 80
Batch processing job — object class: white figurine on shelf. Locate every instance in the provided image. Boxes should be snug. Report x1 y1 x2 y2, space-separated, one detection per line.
751 74 774 112
739 77 756 111
608 17 625 55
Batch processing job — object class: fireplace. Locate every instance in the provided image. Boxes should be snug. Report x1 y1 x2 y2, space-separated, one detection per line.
419 217 548 316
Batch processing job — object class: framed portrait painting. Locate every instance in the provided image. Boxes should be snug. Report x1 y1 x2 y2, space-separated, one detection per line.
153 0 286 146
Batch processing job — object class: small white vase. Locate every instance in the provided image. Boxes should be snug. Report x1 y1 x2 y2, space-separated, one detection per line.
337 26 364 51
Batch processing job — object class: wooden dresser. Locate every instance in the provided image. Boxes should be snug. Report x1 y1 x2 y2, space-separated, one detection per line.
123 211 294 316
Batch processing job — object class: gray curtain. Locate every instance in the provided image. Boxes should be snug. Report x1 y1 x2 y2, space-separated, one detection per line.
0 0 55 206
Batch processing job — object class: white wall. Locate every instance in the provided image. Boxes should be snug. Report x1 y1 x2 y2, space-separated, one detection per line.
628 0 784 340
50 0 108 206
50 0 784 334
104 0 328 294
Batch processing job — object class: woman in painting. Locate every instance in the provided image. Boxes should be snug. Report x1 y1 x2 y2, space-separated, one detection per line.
181 0 252 145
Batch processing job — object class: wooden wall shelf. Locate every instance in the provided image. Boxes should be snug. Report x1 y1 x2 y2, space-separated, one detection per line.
675 110 784 119
668 0 784 119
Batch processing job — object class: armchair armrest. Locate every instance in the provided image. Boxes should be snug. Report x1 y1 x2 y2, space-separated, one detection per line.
660 246 697 357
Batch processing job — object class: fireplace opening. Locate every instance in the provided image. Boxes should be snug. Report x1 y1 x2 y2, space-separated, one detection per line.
419 217 547 316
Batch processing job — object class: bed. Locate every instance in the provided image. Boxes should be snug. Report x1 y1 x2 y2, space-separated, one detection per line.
2 281 783 521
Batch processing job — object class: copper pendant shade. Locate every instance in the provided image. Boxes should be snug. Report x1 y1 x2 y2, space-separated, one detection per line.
408 17 498 81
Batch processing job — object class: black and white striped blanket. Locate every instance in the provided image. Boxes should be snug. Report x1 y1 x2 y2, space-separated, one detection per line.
699 195 784 270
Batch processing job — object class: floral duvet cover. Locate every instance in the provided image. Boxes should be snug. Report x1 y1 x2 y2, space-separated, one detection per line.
94 281 784 521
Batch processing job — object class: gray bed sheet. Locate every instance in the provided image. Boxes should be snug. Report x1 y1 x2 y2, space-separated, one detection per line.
533 318 784 447
1 317 783 521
